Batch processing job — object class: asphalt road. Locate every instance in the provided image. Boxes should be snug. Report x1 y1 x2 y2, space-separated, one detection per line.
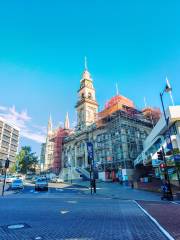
0 182 172 240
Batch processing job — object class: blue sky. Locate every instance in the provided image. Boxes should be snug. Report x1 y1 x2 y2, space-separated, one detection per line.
0 0 180 155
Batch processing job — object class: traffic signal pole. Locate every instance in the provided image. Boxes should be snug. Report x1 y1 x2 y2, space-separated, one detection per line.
1 158 10 197
90 163 92 195
87 142 96 195
1 168 7 196
161 146 173 198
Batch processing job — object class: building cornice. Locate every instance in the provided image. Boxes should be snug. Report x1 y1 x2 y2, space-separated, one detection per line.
75 98 99 108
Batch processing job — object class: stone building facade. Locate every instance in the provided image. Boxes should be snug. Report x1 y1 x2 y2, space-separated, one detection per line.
62 65 154 181
42 113 71 174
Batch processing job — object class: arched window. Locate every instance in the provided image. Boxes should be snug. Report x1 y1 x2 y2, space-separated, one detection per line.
88 92 92 99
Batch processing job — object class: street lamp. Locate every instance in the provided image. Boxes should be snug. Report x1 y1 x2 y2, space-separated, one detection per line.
160 79 180 190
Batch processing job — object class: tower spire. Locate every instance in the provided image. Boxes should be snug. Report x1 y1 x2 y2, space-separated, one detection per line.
85 56 88 70
144 97 147 108
82 56 91 81
64 112 70 129
47 113 52 133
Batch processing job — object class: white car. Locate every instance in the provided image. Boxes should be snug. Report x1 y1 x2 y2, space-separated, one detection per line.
56 178 64 183
6 176 16 183
11 179 24 190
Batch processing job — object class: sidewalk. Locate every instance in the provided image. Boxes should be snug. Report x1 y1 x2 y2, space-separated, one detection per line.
137 200 180 240
0 182 12 197
72 180 162 201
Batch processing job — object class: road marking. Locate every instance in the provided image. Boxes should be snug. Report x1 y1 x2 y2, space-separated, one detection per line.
133 200 175 240
8 224 25 229
34 236 43 240
60 210 69 214
67 200 77 204
56 188 63 191
171 201 180 205
63 238 93 240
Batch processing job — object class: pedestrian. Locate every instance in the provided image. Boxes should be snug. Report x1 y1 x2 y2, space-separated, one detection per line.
161 180 173 201
93 178 96 193
131 180 134 189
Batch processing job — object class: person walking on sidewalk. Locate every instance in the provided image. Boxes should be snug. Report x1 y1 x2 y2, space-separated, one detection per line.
161 180 173 201
131 180 134 189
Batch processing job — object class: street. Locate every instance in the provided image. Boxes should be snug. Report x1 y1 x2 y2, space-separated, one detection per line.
0 181 179 240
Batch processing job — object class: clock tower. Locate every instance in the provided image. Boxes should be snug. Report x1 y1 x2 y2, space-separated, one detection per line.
76 59 98 130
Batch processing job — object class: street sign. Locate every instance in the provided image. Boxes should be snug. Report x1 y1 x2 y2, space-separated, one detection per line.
87 142 94 164
167 168 176 175
165 136 173 150
174 155 180 162
152 159 163 167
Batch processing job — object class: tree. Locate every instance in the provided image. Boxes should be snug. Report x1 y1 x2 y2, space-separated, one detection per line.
16 146 38 174
9 163 16 174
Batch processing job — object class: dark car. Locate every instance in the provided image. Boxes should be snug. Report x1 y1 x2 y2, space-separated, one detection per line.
35 178 48 191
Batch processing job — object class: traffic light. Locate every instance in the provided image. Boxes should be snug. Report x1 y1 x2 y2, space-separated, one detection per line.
160 163 166 172
166 150 173 156
5 159 10 169
157 150 164 160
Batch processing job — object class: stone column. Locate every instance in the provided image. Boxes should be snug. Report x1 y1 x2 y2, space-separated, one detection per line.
74 144 77 167
84 140 88 167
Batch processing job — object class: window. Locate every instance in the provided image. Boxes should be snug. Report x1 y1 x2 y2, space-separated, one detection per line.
88 92 92 99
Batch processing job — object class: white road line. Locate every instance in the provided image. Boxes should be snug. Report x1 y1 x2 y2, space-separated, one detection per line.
171 201 180 205
133 200 175 240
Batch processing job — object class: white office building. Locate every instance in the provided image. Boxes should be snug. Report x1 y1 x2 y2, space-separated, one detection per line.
0 117 20 169
134 106 180 181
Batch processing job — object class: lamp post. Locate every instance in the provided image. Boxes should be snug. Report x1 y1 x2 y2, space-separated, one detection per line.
160 82 180 188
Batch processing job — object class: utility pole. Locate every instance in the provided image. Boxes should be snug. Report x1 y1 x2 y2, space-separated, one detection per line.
162 146 173 198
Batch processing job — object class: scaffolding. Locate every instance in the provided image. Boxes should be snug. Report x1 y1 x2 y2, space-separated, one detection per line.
50 128 70 174
142 107 161 126
94 96 153 175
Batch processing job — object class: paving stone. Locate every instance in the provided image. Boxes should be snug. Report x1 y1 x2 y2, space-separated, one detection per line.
138 200 180 240
0 195 169 240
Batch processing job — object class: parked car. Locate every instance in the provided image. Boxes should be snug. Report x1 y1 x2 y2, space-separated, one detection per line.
49 176 64 183
0 175 5 182
32 176 40 183
6 175 16 183
56 178 64 183
49 177 57 183
15 174 24 180
35 178 48 191
11 179 24 190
